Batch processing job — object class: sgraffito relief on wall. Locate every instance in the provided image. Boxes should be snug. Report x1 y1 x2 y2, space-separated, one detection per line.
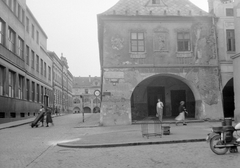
186 68 219 105
192 22 217 64
111 35 124 50
153 26 169 52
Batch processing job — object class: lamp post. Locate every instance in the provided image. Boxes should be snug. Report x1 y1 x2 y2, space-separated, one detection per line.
80 95 84 122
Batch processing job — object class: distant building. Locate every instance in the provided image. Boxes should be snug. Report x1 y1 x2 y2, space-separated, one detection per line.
48 52 73 114
98 0 222 125
0 0 53 123
72 76 101 114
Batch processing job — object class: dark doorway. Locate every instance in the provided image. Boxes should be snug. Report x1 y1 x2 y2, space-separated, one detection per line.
147 87 165 117
223 78 234 118
171 90 186 117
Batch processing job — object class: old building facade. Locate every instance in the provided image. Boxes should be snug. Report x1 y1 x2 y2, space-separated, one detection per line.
72 76 101 114
48 52 73 114
98 0 223 125
208 0 235 118
0 0 53 123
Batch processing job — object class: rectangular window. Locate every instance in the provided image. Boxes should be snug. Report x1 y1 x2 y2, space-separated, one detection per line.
0 66 4 96
36 55 39 72
0 18 5 45
9 70 15 98
41 86 43 103
44 62 46 77
8 27 16 53
226 8 234 16
18 75 23 99
226 29 235 52
31 24 34 39
130 32 145 52
26 17 29 33
26 45 29 65
85 89 88 94
31 50 34 69
18 36 24 59
48 66 51 81
13 0 17 14
32 81 35 102
26 79 30 101
37 84 39 102
21 9 25 24
18 4 21 20
177 32 191 51
36 31 39 44
40 59 43 75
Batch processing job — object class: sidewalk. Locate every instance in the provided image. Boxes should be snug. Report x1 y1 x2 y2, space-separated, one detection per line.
0 113 222 148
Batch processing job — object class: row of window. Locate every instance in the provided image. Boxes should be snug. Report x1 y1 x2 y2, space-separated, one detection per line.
0 65 50 103
0 18 52 80
129 29 235 53
2 0 40 44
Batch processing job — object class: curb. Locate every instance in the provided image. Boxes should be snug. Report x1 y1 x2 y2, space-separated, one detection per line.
57 138 206 148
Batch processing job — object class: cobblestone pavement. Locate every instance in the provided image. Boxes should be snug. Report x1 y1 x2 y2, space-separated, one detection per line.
1 114 239 168
28 142 240 168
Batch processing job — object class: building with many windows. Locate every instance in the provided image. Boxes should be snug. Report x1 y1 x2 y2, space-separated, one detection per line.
48 52 73 114
98 0 222 125
0 0 53 123
72 76 101 114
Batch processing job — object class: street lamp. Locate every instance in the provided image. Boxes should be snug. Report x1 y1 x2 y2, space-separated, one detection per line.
80 95 84 122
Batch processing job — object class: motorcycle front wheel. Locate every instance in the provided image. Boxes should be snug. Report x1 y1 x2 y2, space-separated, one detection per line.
209 134 229 155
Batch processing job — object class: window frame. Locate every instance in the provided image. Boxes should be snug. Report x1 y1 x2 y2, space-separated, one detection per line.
8 27 16 53
0 18 6 45
130 32 146 53
226 29 235 52
177 31 191 52
31 50 35 69
18 36 24 59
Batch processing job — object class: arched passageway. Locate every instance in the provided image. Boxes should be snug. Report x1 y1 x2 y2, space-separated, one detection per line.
73 107 80 113
83 107 91 113
223 78 234 118
93 107 100 113
131 75 195 121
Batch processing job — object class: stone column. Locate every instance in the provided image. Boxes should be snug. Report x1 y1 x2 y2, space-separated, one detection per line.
233 0 240 123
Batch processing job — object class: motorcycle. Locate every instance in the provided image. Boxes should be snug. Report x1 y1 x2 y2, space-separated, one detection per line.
206 120 240 155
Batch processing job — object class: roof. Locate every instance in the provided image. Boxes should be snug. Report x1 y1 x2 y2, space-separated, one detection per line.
99 0 209 17
73 77 101 88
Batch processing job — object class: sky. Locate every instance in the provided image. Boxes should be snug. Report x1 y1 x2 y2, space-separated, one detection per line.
26 0 209 77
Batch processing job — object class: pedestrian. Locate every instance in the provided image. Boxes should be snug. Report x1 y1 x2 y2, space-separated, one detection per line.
38 105 45 127
156 98 164 122
46 107 54 127
175 101 188 126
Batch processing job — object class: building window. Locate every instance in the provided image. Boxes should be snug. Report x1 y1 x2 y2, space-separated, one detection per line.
9 70 15 98
26 79 30 101
26 17 29 33
48 66 51 81
40 59 43 75
21 9 25 24
18 75 24 99
8 27 16 53
31 50 34 69
36 55 39 72
18 4 21 20
36 31 39 44
13 0 17 14
85 89 88 94
130 32 145 52
31 24 34 39
37 84 39 102
18 36 24 59
26 45 29 65
0 66 4 96
177 32 191 52
226 8 234 16
0 18 6 45
44 62 46 77
226 29 235 52
32 82 35 102
41 86 43 103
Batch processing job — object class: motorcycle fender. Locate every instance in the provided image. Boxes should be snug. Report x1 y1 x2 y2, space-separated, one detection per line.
206 132 219 143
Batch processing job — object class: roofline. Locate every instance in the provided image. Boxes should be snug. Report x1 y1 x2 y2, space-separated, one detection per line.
26 6 48 38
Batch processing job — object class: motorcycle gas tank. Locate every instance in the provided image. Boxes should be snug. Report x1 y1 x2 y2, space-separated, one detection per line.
235 123 240 130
